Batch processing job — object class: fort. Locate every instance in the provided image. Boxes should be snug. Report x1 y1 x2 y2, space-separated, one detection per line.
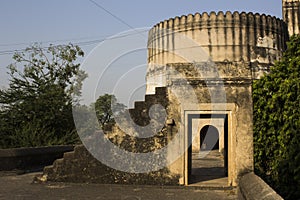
42 0 299 194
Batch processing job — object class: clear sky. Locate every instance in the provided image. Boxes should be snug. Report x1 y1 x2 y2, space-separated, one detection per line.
0 0 282 105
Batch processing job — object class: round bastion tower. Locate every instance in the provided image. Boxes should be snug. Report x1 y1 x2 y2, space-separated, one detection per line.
146 11 288 94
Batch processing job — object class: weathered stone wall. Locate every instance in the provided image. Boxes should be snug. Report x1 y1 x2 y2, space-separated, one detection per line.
238 173 283 200
43 87 180 185
283 0 300 36
163 63 253 186
146 11 288 93
43 145 179 185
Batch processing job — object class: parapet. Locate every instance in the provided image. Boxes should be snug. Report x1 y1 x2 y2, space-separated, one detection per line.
150 11 285 36
148 11 287 64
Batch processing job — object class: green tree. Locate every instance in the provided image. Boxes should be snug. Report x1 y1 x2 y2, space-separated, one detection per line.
253 35 300 200
0 44 87 148
94 94 126 130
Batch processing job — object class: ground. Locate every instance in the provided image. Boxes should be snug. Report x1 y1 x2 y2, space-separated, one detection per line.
190 150 227 186
0 172 237 200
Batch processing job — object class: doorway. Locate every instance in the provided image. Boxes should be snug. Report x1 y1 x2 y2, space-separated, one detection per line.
200 125 219 151
187 114 228 185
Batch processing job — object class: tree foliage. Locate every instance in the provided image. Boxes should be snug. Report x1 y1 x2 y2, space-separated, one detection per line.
0 44 87 148
94 94 126 130
253 35 300 200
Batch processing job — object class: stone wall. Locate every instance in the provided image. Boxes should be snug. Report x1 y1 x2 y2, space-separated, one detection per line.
43 87 180 185
146 11 288 93
0 146 74 171
283 0 300 36
238 173 283 200
43 145 179 185
163 62 253 186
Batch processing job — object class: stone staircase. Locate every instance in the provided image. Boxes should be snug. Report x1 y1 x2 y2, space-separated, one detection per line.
42 87 179 185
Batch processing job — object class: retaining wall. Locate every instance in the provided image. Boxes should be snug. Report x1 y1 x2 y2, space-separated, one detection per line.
0 146 74 171
238 172 283 200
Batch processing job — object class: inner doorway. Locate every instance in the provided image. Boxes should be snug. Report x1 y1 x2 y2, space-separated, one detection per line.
187 114 228 185
200 125 219 151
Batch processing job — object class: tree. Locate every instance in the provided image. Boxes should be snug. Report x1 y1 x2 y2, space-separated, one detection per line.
253 35 300 200
0 44 87 148
94 94 126 130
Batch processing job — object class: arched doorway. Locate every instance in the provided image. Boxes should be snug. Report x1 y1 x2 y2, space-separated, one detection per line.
200 125 219 151
187 114 228 185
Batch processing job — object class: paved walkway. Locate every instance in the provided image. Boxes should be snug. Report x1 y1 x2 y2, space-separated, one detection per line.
190 150 227 186
0 172 237 200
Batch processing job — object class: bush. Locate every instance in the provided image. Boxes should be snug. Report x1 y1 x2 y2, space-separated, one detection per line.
253 35 300 199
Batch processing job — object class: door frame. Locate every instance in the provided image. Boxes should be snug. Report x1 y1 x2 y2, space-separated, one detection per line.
184 104 237 186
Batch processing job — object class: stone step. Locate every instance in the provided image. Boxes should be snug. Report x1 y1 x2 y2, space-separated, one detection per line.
134 101 146 109
155 87 167 95
145 94 157 102
43 165 53 175
42 151 77 177
53 158 64 167
73 145 88 158
63 151 75 161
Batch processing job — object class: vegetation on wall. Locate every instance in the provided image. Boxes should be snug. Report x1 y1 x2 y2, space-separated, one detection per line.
0 44 87 148
253 35 300 200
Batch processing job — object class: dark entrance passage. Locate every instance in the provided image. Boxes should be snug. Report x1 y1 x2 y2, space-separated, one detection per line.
200 125 219 151
187 114 228 185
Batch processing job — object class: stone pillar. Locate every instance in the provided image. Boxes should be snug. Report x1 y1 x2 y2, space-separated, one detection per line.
283 0 300 36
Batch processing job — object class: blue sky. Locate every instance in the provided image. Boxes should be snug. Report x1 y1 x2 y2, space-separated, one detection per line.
0 0 282 105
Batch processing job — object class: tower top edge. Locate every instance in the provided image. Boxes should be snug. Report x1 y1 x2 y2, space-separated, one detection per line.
151 11 284 29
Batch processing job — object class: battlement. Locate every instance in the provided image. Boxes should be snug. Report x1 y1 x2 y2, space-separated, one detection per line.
148 11 288 64
149 11 286 42
146 11 288 94
283 0 299 4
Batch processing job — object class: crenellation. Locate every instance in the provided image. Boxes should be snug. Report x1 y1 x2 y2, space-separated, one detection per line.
271 17 277 33
233 11 240 21
187 14 193 24
254 14 261 44
261 15 267 35
174 16 180 28
225 11 232 20
240 12 247 24
202 12 209 21
266 16 272 35
150 12 285 36
168 18 174 30
148 11 287 89
194 13 201 22
217 11 225 19
241 19 248 62
180 15 187 27
268 17 276 35
210 11 217 20
247 13 254 28
163 20 168 29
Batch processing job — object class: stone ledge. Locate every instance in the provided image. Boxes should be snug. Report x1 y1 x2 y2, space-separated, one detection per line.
238 172 283 200
0 146 74 171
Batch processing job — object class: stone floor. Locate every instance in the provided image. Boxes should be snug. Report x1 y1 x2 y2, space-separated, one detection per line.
0 150 238 199
0 172 237 200
190 150 228 187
